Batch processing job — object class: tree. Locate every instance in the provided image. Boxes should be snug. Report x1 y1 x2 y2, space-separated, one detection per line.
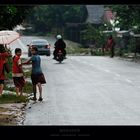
82 24 107 48
109 5 140 56
109 5 140 31
25 5 88 34
0 5 33 30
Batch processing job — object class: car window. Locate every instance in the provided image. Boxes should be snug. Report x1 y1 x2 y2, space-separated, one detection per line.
32 40 48 45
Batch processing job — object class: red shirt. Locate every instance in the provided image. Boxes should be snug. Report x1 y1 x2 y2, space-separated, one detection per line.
12 55 22 74
107 38 115 48
0 52 9 80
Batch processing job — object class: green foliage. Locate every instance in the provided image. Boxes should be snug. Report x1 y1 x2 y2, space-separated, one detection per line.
109 5 140 30
62 5 87 23
4 47 12 79
81 24 108 48
0 94 28 104
0 5 33 30
66 46 90 55
23 82 32 94
4 81 32 95
25 5 88 34
24 70 31 78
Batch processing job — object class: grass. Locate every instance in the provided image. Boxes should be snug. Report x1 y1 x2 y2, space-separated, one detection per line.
24 70 31 78
23 82 33 94
66 46 111 56
4 86 15 92
1 64 33 104
65 40 112 56
3 81 33 94
0 94 28 104
66 47 90 55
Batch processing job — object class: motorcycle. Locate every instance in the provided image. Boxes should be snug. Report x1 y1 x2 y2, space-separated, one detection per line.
55 50 64 63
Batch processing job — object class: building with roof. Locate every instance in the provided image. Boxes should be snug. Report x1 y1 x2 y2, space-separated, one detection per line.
65 5 114 43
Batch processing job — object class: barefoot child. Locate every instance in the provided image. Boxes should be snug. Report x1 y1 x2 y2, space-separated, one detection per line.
12 48 25 96
23 46 46 101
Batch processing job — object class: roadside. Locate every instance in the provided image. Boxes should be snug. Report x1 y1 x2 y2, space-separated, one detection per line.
1 35 140 125
0 58 32 125
0 103 26 125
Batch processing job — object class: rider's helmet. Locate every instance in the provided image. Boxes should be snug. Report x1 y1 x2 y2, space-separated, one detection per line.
56 34 62 40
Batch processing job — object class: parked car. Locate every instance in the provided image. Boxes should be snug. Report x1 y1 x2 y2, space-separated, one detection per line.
27 39 51 57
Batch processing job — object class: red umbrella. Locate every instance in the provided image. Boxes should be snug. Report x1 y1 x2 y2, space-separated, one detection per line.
0 30 20 45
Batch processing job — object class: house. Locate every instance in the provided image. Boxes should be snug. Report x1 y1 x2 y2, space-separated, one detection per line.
65 5 113 43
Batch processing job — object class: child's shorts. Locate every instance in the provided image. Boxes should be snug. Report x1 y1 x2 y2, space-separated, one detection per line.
31 73 46 85
13 77 25 88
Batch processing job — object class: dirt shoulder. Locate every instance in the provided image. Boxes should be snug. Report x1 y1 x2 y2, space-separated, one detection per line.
0 103 26 125
0 63 32 126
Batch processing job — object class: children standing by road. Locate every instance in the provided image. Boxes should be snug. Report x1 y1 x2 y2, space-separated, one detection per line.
22 46 46 101
12 48 25 96
0 44 11 96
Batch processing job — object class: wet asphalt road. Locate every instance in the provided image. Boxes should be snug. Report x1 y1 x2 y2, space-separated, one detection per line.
10 36 140 125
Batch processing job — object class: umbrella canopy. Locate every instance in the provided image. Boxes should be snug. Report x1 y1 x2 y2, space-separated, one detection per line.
0 30 20 45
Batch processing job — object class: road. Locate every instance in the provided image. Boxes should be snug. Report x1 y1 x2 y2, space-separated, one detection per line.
10 36 140 125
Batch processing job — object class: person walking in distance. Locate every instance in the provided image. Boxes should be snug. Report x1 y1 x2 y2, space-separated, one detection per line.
106 35 116 58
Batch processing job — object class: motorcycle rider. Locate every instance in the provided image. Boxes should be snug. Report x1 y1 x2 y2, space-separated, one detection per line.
53 34 66 59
